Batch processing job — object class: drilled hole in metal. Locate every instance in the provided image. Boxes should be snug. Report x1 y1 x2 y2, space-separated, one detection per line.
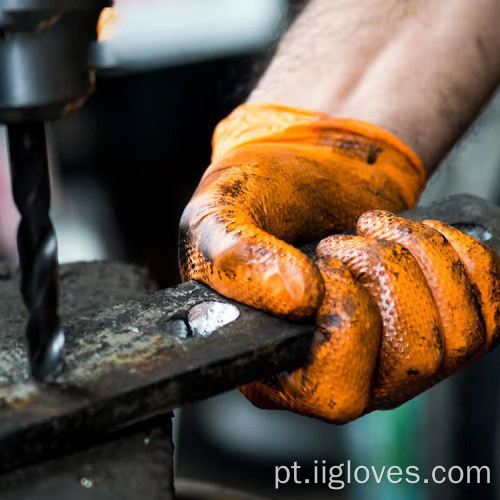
168 319 190 339
451 223 492 242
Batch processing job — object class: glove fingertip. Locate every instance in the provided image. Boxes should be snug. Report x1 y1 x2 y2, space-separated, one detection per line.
216 242 324 319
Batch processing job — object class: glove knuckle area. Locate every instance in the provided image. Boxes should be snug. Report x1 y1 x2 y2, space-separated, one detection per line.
318 234 444 409
422 219 500 355
241 212 500 423
358 211 486 373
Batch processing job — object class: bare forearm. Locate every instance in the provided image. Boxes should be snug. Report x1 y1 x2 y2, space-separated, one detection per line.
249 0 500 173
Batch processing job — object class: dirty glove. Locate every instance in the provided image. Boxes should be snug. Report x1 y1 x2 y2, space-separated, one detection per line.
242 212 500 422
179 103 500 423
179 103 425 319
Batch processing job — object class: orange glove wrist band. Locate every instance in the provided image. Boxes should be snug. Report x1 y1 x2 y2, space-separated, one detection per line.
211 103 426 208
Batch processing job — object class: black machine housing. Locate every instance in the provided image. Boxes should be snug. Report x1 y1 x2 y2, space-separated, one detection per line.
0 0 111 123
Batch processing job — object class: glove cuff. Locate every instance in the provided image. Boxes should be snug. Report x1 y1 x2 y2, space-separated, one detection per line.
212 103 426 208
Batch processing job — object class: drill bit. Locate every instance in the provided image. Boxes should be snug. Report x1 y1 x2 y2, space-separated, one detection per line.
7 122 64 383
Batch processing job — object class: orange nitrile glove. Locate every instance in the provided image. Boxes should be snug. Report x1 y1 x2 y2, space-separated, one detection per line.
242 212 500 422
180 104 500 423
180 103 425 319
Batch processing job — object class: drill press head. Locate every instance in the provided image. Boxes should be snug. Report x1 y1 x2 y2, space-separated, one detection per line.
0 0 111 123
0 0 111 381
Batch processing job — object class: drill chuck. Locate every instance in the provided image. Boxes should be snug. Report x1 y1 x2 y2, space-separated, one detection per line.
0 0 111 122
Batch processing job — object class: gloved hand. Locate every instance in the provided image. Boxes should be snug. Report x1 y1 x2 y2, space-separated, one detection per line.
242 212 500 422
179 103 500 423
180 103 425 318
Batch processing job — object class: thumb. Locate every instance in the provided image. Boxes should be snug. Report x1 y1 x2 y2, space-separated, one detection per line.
179 184 323 320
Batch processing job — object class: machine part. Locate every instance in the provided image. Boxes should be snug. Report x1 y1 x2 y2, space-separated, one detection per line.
7 121 63 382
0 0 111 381
0 195 498 475
0 0 110 382
0 0 111 122
0 415 174 500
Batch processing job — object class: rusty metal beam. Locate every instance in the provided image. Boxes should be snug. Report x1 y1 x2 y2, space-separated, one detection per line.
0 194 499 475
0 264 314 474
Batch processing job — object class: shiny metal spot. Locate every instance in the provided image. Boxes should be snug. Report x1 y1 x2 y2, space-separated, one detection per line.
188 301 240 338
123 325 140 334
452 223 492 242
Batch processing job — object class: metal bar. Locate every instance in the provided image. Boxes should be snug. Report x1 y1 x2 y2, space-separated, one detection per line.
0 194 498 474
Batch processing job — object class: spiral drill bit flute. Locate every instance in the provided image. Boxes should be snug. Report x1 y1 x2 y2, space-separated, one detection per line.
0 1 110 381
7 123 64 381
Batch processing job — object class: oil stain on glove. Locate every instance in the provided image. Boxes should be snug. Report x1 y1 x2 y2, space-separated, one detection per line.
179 103 425 319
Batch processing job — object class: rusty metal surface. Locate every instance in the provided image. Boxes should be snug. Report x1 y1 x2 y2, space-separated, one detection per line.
0 415 173 500
0 194 499 475
0 261 157 385
0 264 313 474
